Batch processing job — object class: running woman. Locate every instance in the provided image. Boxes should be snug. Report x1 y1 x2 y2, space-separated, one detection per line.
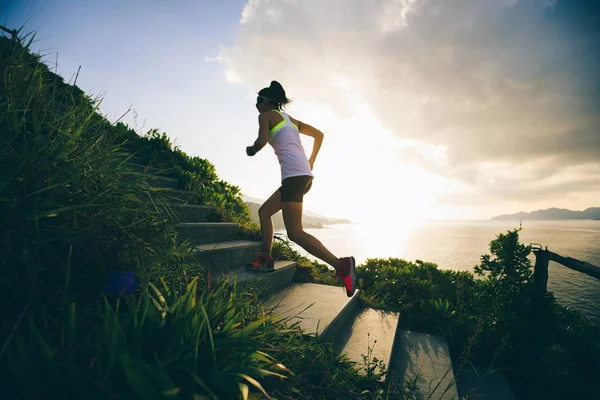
245 81 355 297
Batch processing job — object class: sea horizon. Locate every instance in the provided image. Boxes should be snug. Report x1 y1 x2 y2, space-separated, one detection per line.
282 219 600 323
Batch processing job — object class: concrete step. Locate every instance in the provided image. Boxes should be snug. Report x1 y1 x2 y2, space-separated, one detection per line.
152 188 196 203
192 240 262 271
265 282 360 343
332 308 400 379
139 173 179 189
455 361 516 400
168 202 217 222
390 330 459 400
217 261 297 297
115 153 148 165
115 151 172 168
128 162 178 178
176 222 240 245
116 168 179 189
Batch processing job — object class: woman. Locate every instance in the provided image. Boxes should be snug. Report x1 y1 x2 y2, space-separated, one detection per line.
245 81 355 297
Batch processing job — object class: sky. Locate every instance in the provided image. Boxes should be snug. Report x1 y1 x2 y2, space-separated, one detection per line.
2 0 599 224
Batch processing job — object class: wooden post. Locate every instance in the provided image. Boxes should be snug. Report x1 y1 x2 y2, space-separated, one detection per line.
533 249 550 300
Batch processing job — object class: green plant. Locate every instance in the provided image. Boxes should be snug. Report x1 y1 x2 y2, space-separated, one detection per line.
361 333 387 381
5 277 294 399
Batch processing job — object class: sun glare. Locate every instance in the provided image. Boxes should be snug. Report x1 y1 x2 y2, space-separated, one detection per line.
296 90 439 224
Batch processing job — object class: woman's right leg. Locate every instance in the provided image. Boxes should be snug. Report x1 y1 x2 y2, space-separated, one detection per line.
258 189 282 255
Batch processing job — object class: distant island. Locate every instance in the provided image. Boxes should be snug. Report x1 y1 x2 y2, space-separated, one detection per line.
243 194 351 229
492 207 600 221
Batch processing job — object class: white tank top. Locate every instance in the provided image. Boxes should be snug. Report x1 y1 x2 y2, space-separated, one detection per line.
267 110 314 181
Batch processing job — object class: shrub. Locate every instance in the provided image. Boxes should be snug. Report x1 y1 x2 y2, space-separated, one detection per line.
356 228 600 399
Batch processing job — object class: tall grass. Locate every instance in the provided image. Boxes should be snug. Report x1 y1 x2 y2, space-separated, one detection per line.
0 31 190 316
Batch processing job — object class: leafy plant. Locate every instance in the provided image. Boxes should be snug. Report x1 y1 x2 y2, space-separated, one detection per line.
361 333 387 381
5 277 293 399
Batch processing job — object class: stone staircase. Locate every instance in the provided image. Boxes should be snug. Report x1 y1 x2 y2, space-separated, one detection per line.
120 153 297 297
124 152 516 400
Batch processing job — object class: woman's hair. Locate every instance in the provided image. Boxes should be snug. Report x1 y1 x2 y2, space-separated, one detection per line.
258 81 291 110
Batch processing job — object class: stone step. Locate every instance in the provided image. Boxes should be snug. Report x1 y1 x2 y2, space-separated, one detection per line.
192 240 262 272
176 222 240 245
390 330 459 400
152 188 196 203
455 361 516 400
112 155 179 189
139 173 179 189
265 282 360 343
128 162 178 178
116 168 179 189
217 261 297 297
115 151 172 169
332 308 400 380
168 202 217 222
115 153 148 166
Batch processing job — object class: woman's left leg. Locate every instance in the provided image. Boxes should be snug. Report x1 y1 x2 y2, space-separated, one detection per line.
281 201 340 270
280 176 356 297
246 189 281 272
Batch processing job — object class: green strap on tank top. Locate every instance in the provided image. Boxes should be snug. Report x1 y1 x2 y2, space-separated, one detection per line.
270 110 286 134
269 110 298 135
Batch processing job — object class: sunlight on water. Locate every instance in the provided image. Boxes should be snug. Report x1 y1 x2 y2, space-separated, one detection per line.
286 220 600 323
355 219 417 262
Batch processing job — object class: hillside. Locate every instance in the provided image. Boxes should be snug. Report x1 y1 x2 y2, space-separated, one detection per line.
492 207 600 220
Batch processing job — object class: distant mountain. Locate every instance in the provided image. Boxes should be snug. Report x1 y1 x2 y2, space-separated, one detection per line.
243 194 326 219
492 207 600 221
242 194 351 229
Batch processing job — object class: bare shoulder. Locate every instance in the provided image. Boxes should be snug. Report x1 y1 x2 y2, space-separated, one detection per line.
259 110 284 129
258 110 277 122
290 117 323 138
288 115 303 128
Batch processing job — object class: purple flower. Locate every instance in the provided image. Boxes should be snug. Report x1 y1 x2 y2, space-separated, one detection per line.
103 269 139 297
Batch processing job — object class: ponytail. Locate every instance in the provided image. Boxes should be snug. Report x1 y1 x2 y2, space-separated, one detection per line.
258 80 292 110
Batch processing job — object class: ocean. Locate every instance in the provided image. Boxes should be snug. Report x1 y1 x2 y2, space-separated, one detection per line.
282 219 600 323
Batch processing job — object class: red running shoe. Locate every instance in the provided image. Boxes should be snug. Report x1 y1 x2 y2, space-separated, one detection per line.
336 256 356 297
246 253 275 272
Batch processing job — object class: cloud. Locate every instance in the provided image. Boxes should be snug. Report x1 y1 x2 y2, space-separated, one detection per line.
219 0 600 203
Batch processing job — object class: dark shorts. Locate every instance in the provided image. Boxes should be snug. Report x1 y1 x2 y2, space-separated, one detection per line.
279 175 313 203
